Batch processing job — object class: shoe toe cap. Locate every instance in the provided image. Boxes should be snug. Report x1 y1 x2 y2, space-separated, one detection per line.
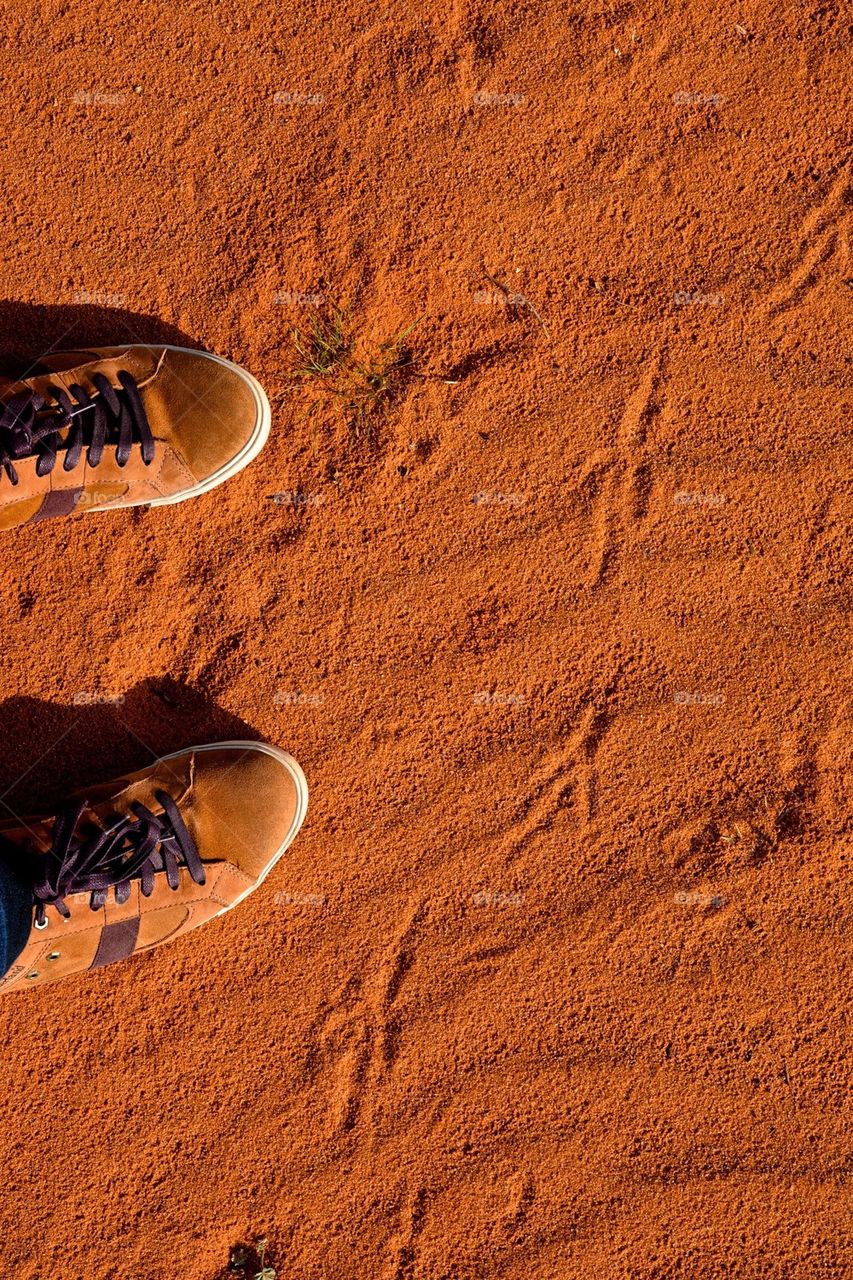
147 348 266 482
185 743 308 887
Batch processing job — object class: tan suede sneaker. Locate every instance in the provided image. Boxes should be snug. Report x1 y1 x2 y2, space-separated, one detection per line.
0 345 270 529
0 741 308 991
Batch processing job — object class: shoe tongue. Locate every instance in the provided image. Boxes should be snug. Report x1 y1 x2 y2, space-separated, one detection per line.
1 802 108 857
2 349 163 406
0 352 107 395
34 350 110 372
0 762 191 868
0 819 52 855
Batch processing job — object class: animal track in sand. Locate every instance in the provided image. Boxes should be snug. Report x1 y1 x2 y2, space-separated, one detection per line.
386 1183 428 1280
761 170 851 318
306 902 428 1139
502 704 611 864
586 354 664 589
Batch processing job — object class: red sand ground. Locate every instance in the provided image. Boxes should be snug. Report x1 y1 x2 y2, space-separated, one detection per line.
0 2 850 1277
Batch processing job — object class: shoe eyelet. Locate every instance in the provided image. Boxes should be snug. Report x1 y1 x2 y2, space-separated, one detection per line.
34 918 48 931
46 952 61 961
26 972 39 980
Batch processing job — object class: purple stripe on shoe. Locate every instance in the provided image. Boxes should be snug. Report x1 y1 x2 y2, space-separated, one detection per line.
91 918 140 970
29 487 84 522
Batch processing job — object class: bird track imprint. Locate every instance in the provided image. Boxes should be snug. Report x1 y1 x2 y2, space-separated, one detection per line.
760 170 851 318
585 354 664 589
386 1183 428 1280
503 704 610 863
303 902 427 1140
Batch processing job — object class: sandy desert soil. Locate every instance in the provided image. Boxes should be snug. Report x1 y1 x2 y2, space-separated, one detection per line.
0 1 850 1277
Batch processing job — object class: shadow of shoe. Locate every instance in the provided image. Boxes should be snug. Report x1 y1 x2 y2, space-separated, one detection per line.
0 301 203 379
0 678 262 820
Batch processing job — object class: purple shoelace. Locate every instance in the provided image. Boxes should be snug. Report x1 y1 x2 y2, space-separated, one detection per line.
30 791 205 927
0 370 155 486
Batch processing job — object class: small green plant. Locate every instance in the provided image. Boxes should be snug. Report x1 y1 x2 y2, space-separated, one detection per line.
290 302 418 444
334 320 418 442
291 301 350 378
254 1238 276 1280
224 1237 276 1280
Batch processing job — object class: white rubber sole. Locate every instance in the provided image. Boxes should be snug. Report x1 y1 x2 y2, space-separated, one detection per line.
89 345 271 511
157 739 309 915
